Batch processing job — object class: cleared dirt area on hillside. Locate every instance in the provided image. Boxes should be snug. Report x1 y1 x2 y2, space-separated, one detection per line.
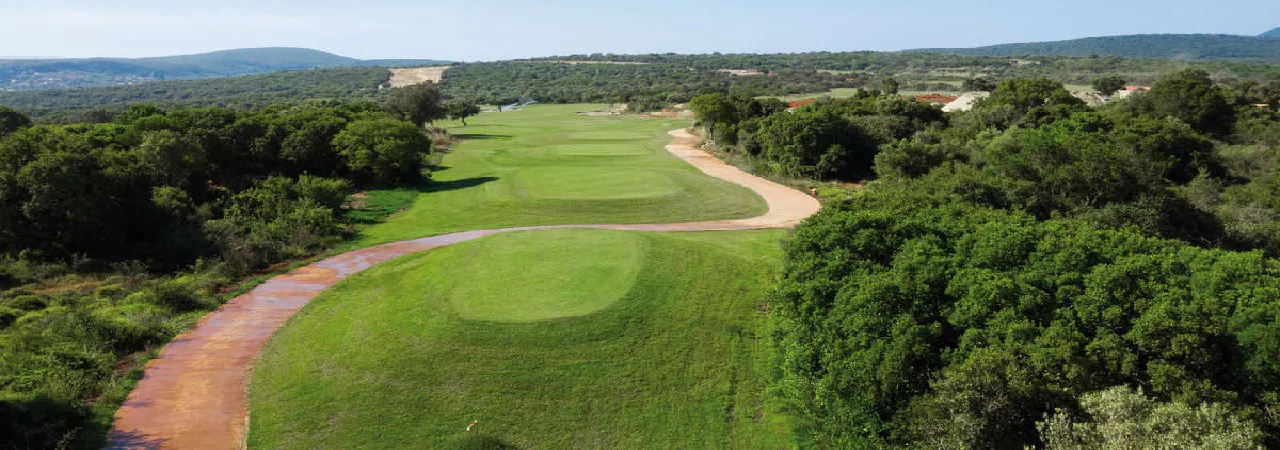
388 66 450 87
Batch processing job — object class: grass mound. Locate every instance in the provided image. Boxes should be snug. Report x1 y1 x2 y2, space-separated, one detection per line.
248 229 797 449
447 230 644 322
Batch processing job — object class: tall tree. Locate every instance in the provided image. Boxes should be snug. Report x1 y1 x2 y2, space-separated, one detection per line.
0 106 31 137
385 83 447 128
445 100 482 126
1093 75 1127 97
331 118 432 183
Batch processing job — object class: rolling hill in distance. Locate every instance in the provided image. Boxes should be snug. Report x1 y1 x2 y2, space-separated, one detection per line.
0 47 447 91
907 33 1280 60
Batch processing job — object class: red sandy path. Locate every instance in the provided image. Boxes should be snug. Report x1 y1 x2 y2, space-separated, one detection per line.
106 129 821 449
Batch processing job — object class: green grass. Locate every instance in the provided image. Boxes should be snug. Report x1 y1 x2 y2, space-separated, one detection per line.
768 88 865 102
249 228 799 449
344 187 422 226
350 104 767 247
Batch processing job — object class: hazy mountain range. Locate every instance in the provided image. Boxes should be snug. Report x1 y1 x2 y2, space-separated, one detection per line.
907 32 1280 60
0 48 446 91
4 30 1279 92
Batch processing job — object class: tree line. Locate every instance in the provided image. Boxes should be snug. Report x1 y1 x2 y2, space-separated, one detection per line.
0 84 468 449
716 69 1280 448
439 61 860 110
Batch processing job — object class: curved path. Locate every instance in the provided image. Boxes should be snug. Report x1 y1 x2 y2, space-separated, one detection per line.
106 129 821 449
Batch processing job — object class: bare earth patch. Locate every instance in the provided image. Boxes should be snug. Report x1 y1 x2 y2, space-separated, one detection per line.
388 66 450 87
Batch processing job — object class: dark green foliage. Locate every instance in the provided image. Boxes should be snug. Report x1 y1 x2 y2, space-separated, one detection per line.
769 66 1280 450
385 83 447 127
1132 69 1237 137
1093 75 1127 96
0 106 31 136
332 119 432 183
205 176 350 272
975 78 1088 128
445 100 481 126
962 77 998 92
441 61 858 107
0 100 436 449
878 77 900 95
694 91 944 180
772 190 1280 448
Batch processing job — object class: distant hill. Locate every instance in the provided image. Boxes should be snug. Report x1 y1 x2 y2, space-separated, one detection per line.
1263 28 1280 38
0 48 447 91
907 34 1280 60
0 67 395 121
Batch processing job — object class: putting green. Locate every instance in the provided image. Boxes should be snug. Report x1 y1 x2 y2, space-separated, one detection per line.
249 229 798 449
447 230 644 322
516 167 681 200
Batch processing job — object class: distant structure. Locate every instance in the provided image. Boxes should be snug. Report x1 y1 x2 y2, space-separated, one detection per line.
942 92 991 112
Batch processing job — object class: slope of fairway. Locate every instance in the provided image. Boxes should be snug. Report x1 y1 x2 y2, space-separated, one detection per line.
248 229 797 449
352 105 768 247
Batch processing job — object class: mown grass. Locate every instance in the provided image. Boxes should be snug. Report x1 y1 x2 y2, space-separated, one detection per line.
248 228 800 449
351 104 767 247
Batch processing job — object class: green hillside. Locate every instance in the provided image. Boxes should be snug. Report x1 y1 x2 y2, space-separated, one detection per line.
908 34 1280 60
1263 27 1280 38
0 67 393 121
0 47 446 91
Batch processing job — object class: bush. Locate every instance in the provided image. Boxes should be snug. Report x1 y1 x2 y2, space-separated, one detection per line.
772 191 1280 448
1039 386 1264 449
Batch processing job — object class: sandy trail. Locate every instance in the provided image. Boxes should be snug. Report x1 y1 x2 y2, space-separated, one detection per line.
106 129 821 449
388 66 450 87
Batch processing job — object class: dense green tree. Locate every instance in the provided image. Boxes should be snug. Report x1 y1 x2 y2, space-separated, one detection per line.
331 118 432 183
1135 69 1235 136
874 139 948 178
0 106 31 137
137 130 205 187
962 77 998 92
1093 75 1127 96
773 193 1280 448
878 77 900 95
689 92 743 140
445 100 482 126
975 78 1087 128
385 83 447 127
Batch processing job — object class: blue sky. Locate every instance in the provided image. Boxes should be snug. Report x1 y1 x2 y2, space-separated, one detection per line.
1 0 1276 60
